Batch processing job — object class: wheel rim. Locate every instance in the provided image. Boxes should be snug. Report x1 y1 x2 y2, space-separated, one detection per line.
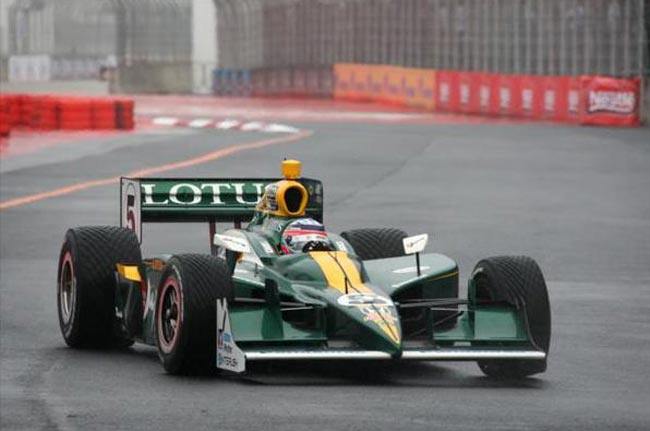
157 277 182 353
59 252 76 325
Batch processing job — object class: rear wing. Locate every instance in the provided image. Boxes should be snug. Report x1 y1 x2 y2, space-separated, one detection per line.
120 177 323 243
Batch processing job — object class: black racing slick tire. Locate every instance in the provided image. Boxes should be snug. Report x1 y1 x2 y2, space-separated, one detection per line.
57 226 142 348
471 256 551 379
340 228 408 260
155 254 233 375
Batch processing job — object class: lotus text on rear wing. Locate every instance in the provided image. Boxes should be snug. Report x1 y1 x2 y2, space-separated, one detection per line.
142 182 267 205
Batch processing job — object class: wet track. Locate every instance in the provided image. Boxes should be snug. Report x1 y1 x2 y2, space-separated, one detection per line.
1 119 649 430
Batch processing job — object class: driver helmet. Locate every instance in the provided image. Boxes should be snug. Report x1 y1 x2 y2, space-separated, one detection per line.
280 218 332 254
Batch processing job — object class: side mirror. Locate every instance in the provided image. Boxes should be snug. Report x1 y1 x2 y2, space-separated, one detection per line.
213 234 251 254
402 234 429 277
402 234 428 255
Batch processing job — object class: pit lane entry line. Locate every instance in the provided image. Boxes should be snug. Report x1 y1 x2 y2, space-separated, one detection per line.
0 130 313 211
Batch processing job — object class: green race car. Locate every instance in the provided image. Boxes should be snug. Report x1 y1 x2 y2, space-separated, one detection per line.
57 160 550 379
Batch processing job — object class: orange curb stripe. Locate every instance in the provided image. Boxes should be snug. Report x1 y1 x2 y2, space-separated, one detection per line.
0 130 313 210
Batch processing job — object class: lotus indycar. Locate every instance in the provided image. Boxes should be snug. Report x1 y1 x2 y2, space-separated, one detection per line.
57 160 550 379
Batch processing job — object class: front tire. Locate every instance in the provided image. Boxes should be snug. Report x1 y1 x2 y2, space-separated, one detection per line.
340 228 408 260
57 226 141 348
155 254 233 375
471 256 551 379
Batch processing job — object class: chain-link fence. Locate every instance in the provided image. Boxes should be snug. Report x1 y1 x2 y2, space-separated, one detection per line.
3 0 648 90
216 0 647 78
7 0 119 79
4 0 192 91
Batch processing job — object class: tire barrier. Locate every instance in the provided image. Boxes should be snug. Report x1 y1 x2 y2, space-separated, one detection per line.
31 97 60 130
0 97 10 138
59 98 93 130
0 95 136 135
114 99 135 130
334 64 641 127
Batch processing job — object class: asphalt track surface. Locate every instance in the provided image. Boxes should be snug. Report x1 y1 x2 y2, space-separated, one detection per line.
1 119 649 431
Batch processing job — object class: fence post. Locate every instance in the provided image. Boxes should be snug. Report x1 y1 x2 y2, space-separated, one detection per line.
638 0 647 123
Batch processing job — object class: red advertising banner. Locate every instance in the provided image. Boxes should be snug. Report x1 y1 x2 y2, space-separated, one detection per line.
367 66 384 103
457 71 477 114
333 64 640 127
478 73 496 114
333 64 354 100
566 77 582 123
518 75 544 119
498 75 521 117
541 76 559 121
436 70 454 112
579 76 640 126
403 68 436 110
552 76 569 122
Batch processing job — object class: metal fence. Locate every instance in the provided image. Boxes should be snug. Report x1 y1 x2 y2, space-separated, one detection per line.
5 0 192 88
216 0 648 78
3 0 648 88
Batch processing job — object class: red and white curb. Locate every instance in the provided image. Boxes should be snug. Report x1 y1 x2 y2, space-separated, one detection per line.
146 117 301 134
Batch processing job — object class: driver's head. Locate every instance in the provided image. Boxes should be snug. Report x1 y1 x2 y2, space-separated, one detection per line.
280 218 332 254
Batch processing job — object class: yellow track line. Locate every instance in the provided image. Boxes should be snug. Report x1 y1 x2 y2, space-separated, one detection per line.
0 130 313 210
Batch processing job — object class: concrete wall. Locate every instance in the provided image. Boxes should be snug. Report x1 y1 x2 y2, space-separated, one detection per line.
641 76 650 126
192 0 217 94
0 0 16 81
115 62 193 94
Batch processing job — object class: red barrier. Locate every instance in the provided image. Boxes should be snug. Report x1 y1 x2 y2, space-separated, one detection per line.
497 74 520 117
32 97 59 130
0 94 136 133
333 64 641 127
59 98 92 130
0 96 10 137
519 75 542 119
20 95 35 126
92 99 117 129
3 94 23 127
367 66 384 103
434 70 639 126
457 71 475 113
579 76 640 126
542 76 560 121
435 70 453 111
567 77 581 123
479 73 493 115
115 99 135 130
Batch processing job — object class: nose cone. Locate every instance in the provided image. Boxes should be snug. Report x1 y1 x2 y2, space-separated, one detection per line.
350 301 402 355
332 291 403 356
305 251 403 356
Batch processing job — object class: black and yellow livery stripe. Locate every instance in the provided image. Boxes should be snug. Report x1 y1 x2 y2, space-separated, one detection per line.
308 251 371 294
309 251 401 345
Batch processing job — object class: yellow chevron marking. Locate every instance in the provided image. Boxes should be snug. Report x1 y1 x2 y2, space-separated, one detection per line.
309 251 401 345
309 251 371 294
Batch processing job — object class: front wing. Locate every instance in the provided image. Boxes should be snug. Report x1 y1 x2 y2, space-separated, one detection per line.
216 298 545 374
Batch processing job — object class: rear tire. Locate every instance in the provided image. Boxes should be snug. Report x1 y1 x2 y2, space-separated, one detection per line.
471 256 551 378
340 228 408 260
155 254 233 375
57 226 141 348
